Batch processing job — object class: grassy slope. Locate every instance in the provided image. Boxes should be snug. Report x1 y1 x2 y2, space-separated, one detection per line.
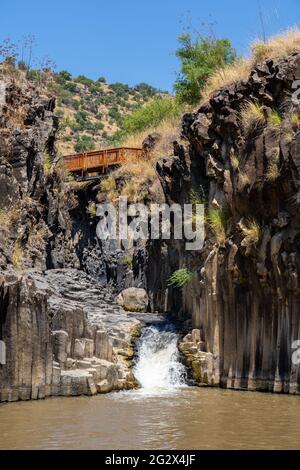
45 74 167 155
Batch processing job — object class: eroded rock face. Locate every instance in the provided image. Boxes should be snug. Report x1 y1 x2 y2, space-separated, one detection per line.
0 76 79 271
0 76 151 402
0 269 141 402
156 53 300 394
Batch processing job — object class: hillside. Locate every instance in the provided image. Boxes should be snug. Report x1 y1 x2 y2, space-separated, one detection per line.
41 71 167 155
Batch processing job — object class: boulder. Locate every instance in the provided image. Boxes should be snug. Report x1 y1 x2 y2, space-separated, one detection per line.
117 287 149 312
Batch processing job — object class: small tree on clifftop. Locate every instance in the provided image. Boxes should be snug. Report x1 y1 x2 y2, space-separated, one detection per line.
174 32 236 105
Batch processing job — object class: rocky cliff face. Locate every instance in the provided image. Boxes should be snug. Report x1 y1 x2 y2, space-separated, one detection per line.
0 268 142 401
0 77 142 402
154 53 300 394
0 77 78 270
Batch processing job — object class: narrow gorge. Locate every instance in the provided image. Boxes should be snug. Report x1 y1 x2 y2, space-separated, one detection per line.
1 49 300 407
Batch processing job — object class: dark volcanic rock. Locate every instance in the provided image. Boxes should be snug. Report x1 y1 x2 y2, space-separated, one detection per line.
0 76 79 271
155 53 300 395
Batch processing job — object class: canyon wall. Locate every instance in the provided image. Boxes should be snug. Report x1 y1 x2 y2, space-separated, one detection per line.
0 77 140 402
155 53 300 394
1 52 300 400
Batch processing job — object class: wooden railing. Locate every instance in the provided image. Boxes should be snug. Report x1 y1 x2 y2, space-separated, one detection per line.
64 147 142 176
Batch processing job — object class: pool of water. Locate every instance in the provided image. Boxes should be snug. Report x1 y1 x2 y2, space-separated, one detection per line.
0 387 299 450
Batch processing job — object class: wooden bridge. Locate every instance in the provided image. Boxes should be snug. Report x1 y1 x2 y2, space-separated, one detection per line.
64 147 142 180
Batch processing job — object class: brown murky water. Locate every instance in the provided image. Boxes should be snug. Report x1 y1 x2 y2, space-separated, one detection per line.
0 387 299 450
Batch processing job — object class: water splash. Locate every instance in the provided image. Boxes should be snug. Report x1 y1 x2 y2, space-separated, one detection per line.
133 325 187 394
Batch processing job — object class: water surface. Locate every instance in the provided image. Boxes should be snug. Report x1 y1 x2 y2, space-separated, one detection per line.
0 388 299 450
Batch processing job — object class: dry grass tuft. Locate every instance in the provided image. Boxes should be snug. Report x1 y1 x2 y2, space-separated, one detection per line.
100 176 116 192
98 176 118 203
121 130 151 149
116 158 156 181
118 159 156 203
266 160 280 182
291 112 300 129
43 153 53 176
241 101 265 134
252 28 300 63
230 154 240 170
208 208 227 245
12 240 24 270
121 180 147 203
200 28 300 104
0 206 20 231
87 202 97 217
0 209 11 231
28 225 50 247
240 172 250 189
241 218 261 244
201 59 252 103
121 116 181 159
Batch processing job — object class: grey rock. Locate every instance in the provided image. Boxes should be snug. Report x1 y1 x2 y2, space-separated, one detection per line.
117 287 149 312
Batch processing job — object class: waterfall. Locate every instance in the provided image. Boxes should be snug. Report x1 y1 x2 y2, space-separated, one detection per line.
133 325 187 393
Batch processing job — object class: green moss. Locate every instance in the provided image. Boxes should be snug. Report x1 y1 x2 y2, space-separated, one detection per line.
191 359 203 383
130 323 142 340
122 255 133 270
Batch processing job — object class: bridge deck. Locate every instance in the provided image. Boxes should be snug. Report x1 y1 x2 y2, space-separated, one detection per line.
64 147 142 177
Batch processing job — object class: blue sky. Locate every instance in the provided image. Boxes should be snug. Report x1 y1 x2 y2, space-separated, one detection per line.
1 0 299 90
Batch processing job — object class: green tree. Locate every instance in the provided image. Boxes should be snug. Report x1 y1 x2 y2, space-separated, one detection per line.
134 82 159 98
58 70 72 81
76 75 94 86
174 33 236 105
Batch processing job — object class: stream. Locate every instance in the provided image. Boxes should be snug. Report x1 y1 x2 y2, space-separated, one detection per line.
0 324 299 450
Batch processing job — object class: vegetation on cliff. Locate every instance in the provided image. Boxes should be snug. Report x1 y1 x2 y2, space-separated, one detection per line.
0 36 166 155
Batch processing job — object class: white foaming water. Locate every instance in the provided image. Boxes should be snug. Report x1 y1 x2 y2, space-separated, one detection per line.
133 325 187 394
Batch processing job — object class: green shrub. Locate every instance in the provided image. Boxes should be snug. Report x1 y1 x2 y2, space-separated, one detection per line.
58 70 72 81
168 268 194 288
63 81 78 93
75 136 96 152
269 110 282 127
76 75 94 86
134 82 159 98
57 88 74 106
109 82 130 97
94 121 104 132
108 106 123 125
118 97 182 138
122 255 133 270
174 32 236 105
